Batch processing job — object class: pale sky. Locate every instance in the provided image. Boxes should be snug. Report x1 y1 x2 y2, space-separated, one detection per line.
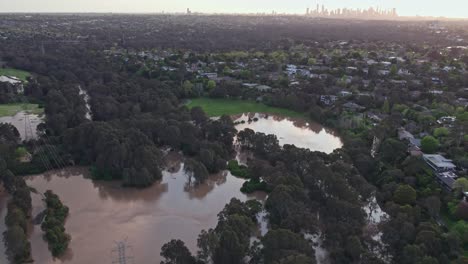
0 0 467 18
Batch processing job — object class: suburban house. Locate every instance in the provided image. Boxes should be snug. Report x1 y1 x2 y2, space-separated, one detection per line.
437 116 456 126
286 64 297 76
0 75 24 94
200 72 218 80
243 83 272 92
256 85 272 92
429 89 444 95
436 171 459 191
423 154 457 172
398 128 422 155
398 128 421 147
423 154 459 191
342 102 365 112
431 77 443 85
339 90 352 97
320 95 338 106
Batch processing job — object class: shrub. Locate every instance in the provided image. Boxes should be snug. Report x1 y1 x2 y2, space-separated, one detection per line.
227 160 250 178
241 178 270 193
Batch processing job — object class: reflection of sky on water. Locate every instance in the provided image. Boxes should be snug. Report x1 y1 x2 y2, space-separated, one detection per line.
234 113 342 154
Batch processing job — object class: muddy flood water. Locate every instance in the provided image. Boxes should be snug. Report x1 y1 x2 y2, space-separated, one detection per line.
0 113 343 264
0 111 43 140
25 164 266 264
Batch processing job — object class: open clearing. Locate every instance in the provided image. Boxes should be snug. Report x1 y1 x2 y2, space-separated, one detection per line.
0 68 31 82
187 98 306 118
0 104 43 117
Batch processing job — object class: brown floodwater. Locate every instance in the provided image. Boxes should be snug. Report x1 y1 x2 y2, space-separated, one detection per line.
234 113 342 154
15 163 266 264
0 111 43 140
0 113 343 263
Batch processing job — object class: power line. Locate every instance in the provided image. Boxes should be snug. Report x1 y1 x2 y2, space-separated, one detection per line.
25 114 53 172
40 132 69 171
26 115 62 170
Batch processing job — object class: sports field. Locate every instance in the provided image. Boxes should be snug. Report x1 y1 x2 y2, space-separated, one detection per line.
187 98 305 118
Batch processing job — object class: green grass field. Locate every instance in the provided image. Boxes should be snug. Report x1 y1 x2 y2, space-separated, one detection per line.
0 104 43 117
0 68 31 82
187 98 306 118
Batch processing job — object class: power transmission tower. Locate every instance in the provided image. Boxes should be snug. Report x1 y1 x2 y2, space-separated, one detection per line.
112 239 134 264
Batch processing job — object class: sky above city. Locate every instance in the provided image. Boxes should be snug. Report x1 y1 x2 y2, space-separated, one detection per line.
0 0 467 18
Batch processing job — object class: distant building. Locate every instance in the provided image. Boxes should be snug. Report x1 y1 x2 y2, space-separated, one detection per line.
431 77 443 85
378 70 390 76
342 102 365 112
286 64 298 76
398 69 411 76
0 75 24 94
243 83 271 92
429 89 444 95
339 91 352 97
456 98 468 107
390 79 407 86
437 116 456 125
200 72 218 80
408 145 423 157
242 83 258 89
256 85 272 92
320 95 338 106
423 154 457 172
0 76 21 85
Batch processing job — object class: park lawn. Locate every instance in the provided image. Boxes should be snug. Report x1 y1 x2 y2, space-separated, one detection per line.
0 68 31 82
0 103 43 117
188 98 306 118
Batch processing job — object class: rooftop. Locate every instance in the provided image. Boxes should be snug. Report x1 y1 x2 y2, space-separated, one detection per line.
398 128 414 141
436 171 459 190
423 154 456 170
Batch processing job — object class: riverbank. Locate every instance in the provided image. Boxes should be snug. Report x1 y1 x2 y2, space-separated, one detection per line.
187 98 306 118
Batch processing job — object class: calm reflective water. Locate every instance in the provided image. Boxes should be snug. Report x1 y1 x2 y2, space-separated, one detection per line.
0 113 343 263
234 113 342 154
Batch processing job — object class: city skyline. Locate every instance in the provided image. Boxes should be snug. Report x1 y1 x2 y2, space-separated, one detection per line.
0 0 467 19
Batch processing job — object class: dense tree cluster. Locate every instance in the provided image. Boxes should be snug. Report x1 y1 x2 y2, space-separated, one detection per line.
344 114 466 263
0 124 32 264
162 129 377 263
41 190 71 257
237 130 377 263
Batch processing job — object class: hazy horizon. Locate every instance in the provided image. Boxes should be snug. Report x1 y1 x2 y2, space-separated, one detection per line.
0 0 467 18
